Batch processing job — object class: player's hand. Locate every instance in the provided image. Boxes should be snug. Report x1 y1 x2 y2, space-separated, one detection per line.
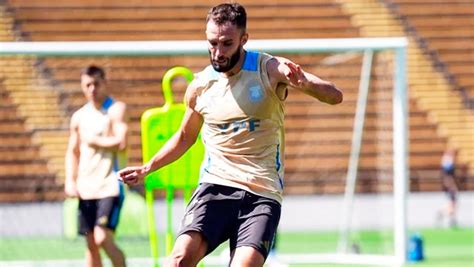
118 166 147 185
64 181 79 198
284 61 309 88
82 134 99 147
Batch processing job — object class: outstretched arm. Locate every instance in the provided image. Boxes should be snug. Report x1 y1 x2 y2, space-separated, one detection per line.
268 56 343 105
118 81 203 185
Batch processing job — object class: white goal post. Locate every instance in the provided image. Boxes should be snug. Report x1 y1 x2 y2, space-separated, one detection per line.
0 37 408 266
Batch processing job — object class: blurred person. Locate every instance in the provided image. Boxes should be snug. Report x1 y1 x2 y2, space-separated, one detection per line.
65 65 127 267
437 147 459 228
119 2 342 266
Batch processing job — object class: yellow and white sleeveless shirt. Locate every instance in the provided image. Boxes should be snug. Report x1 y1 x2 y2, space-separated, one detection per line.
76 97 125 200
194 51 286 203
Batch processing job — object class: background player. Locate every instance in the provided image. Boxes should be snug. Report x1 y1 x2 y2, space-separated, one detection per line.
65 65 128 267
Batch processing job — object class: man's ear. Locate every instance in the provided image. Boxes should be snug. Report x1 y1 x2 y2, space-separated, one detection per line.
241 32 249 46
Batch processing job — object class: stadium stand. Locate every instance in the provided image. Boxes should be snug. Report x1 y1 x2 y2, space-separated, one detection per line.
0 0 471 201
386 1 474 94
339 0 473 189
0 80 63 201
382 0 474 173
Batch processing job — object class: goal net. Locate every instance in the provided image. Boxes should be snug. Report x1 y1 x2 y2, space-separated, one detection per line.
0 37 408 266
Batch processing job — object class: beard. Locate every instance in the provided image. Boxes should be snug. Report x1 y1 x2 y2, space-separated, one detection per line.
209 47 242 73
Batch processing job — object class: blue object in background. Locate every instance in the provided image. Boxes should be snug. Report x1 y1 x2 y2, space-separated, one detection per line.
407 233 424 262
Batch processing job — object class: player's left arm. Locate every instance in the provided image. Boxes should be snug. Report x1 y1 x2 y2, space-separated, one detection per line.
87 101 128 151
268 56 343 105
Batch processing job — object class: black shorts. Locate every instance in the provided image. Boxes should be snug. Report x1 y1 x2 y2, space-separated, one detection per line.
442 166 455 176
178 183 281 259
78 196 124 235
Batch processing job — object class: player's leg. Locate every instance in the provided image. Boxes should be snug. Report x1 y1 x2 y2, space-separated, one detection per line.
168 183 243 266
446 175 458 227
229 192 281 267
231 246 265 267
79 199 103 267
94 197 126 267
165 231 208 266
94 226 126 267
85 232 103 267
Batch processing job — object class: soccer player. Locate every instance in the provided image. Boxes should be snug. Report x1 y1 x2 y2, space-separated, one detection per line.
118 2 343 266
65 65 128 267
437 147 459 228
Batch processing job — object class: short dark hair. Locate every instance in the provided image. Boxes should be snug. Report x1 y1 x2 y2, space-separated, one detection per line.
81 65 105 80
206 3 247 30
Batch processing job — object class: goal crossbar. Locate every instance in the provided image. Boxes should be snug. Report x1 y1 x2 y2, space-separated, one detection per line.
0 38 407 55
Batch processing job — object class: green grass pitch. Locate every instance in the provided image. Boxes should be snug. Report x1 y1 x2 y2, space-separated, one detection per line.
0 228 472 266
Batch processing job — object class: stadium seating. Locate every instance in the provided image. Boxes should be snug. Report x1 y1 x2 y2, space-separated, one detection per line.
385 0 474 168
0 81 63 201
394 0 474 186
0 0 471 201
339 0 473 188
385 0 474 106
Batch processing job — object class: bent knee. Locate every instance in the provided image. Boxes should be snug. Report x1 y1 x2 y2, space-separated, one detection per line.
230 246 265 267
94 234 107 247
165 251 197 267
93 227 110 247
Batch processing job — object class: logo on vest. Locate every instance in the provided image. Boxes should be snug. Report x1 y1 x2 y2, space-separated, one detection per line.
217 118 261 133
249 85 264 103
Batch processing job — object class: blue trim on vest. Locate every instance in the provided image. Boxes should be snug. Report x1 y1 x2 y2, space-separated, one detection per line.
242 51 259 72
276 144 284 189
278 175 284 190
275 144 281 172
101 96 114 112
199 152 212 183
113 154 119 172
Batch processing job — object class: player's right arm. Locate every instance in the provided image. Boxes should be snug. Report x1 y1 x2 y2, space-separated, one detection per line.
118 80 203 185
267 56 343 105
64 112 81 197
